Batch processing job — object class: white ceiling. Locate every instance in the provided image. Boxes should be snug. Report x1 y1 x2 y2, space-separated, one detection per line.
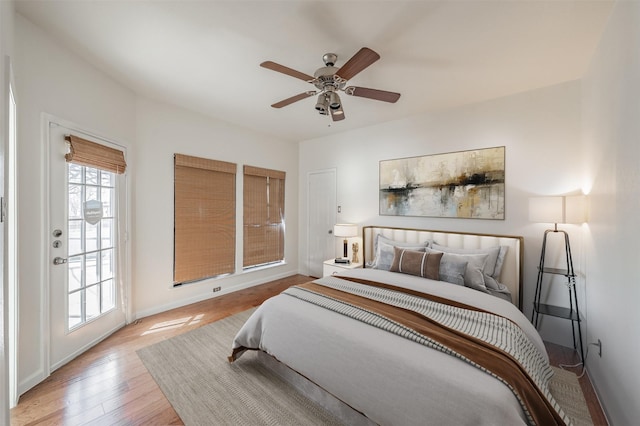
16 0 613 142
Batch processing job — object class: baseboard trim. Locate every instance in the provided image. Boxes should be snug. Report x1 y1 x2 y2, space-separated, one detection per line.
585 365 611 425
134 270 298 320
17 320 125 400
17 369 47 401
50 321 126 372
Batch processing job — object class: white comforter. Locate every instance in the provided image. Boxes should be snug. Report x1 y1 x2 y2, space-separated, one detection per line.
232 269 549 426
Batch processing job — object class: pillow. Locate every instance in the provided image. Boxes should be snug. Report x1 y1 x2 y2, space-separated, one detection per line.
483 275 501 292
374 234 431 254
438 256 467 286
493 246 509 280
369 234 429 271
431 243 502 278
486 280 513 303
390 247 443 280
426 247 490 292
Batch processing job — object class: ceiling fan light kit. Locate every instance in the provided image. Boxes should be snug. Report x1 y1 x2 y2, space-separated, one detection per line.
315 94 329 115
328 91 341 109
261 47 401 122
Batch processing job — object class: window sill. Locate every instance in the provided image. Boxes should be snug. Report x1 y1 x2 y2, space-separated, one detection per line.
242 260 286 273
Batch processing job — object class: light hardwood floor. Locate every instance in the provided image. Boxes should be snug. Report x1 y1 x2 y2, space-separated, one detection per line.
11 274 607 425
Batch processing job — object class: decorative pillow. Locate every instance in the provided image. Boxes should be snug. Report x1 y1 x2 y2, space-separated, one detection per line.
426 247 490 292
490 290 512 303
438 257 467 286
484 276 512 302
369 234 429 271
493 246 509 280
431 243 502 278
390 247 443 280
483 275 501 292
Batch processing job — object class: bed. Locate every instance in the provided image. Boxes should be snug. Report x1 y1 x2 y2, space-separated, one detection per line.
230 226 569 425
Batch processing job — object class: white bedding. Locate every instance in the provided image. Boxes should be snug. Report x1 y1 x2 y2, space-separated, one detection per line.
232 269 550 425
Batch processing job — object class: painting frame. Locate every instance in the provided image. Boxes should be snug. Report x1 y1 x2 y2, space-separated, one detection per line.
379 146 505 220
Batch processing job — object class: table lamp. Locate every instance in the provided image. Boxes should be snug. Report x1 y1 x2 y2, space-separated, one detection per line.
333 224 357 261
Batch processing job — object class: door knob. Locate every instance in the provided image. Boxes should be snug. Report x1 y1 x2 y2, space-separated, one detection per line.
53 257 67 265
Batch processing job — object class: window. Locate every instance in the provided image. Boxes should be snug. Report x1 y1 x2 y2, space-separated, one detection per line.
174 154 236 284
67 163 117 329
243 166 285 268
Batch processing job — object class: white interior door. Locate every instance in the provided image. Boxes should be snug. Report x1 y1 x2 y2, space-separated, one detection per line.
308 169 336 277
48 122 127 371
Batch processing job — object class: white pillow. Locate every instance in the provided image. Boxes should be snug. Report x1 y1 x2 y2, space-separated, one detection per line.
369 234 429 271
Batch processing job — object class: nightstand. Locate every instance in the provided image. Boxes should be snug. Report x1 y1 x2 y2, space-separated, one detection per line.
322 259 363 277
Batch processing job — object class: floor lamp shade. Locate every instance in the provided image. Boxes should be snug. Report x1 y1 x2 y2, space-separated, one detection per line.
565 195 588 224
333 224 357 258
529 196 565 224
529 195 587 226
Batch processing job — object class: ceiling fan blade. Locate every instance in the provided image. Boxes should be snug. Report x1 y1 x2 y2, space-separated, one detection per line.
271 91 316 108
330 105 345 121
335 47 380 81
260 61 315 82
344 86 401 103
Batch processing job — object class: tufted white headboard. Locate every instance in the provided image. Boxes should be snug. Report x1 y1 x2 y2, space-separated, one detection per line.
363 226 524 309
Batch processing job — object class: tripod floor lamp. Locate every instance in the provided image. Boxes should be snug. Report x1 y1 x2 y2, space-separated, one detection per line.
529 195 587 363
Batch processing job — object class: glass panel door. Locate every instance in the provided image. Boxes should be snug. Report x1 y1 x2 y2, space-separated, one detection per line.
48 120 126 371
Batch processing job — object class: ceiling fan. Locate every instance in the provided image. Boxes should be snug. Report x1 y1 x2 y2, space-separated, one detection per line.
261 47 401 122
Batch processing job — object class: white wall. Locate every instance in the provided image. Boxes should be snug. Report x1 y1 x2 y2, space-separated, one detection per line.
14 11 300 397
582 1 640 424
14 14 137 394
299 81 586 347
133 97 299 318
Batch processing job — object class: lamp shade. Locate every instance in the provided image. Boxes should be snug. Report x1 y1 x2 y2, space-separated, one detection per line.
529 196 564 224
565 195 588 224
333 223 358 238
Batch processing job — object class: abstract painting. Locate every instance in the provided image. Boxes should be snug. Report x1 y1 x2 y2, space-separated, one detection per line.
379 146 505 219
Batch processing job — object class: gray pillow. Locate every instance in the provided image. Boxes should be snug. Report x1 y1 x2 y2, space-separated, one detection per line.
493 246 509 280
438 256 467 286
485 278 513 303
426 247 490 292
370 234 429 271
431 243 502 278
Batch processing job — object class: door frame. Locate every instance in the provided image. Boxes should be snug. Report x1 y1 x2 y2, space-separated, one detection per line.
4 56 18 408
306 168 337 277
41 114 132 377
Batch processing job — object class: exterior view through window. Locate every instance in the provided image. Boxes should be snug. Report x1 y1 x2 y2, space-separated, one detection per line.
67 163 116 329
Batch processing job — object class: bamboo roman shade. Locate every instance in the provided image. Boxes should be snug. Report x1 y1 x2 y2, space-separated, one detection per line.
65 135 127 174
243 166 285 268
174 154 237 284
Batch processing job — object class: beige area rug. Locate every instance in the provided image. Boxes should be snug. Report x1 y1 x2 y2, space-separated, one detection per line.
138 308 593 426
550 367 594 426
137 309 344 425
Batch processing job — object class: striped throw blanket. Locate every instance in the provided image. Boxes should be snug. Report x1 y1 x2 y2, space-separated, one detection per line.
283 276 570 426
